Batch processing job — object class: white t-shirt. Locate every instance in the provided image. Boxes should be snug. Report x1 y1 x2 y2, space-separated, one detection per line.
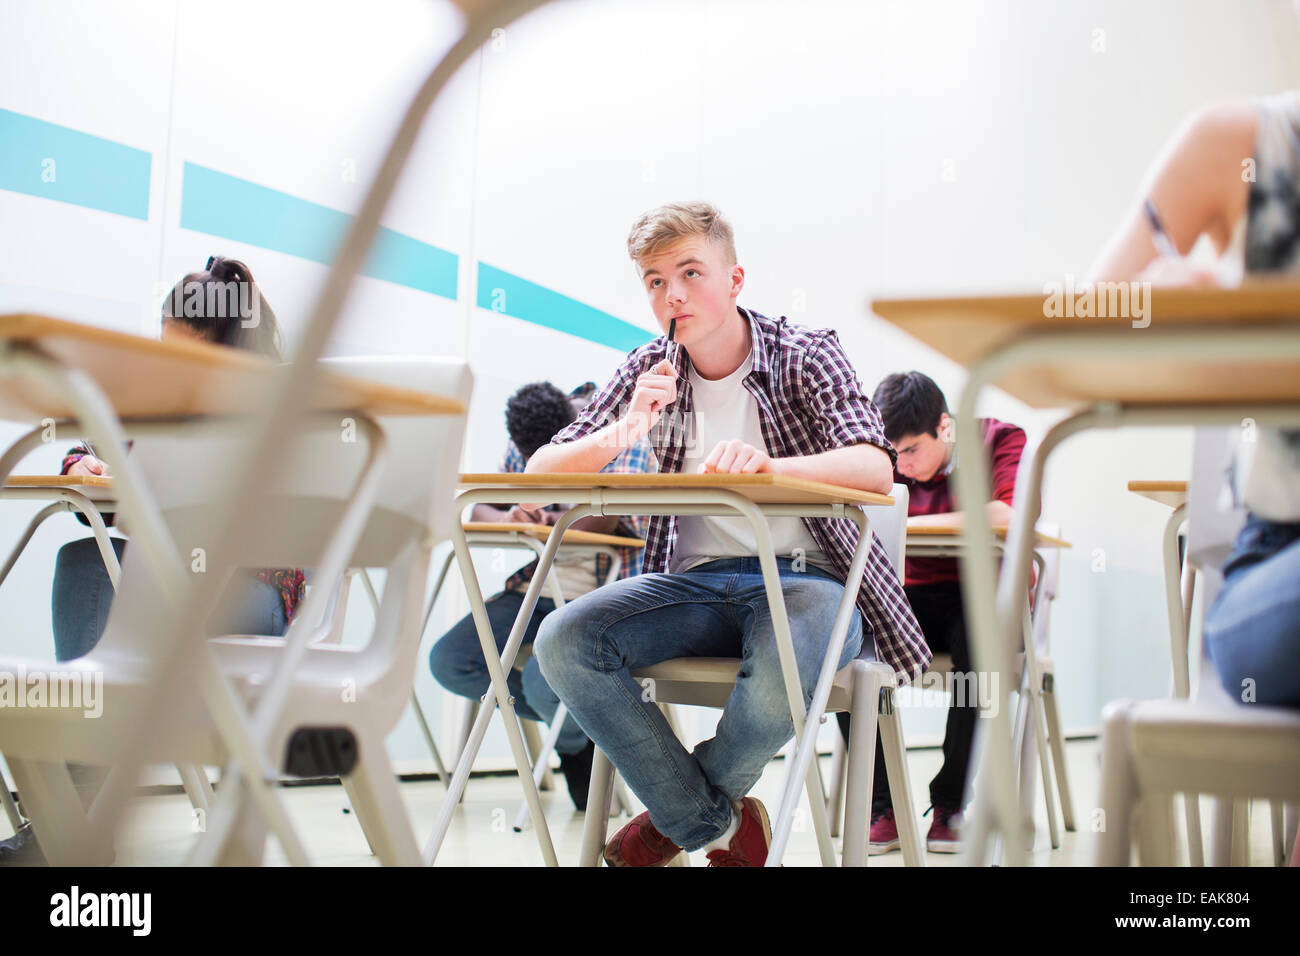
670 350 830 573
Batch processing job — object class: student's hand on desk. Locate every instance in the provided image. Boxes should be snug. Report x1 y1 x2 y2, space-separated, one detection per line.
1136 256 1221 288
624 360 678 442
67 456 108 478
507 504 555 526
698 440 771 475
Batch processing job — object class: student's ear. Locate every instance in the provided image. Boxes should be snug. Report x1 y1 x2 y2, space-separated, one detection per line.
729 263 745 299
938 412 956 444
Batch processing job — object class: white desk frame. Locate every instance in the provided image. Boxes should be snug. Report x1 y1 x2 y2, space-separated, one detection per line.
422 483 877 868
951 326 1300 866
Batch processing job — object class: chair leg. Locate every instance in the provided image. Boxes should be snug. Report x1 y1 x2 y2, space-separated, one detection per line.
340 774 378 857
578 748 616 867
177 763 211 813
1230 799 1250 866
1095 700 1137 866
520 718 554 792
878 686 925 867
1271 800 1288 867
1285 803 1299 867
1208 798 1234 866
213 785 270 867
1182 793 1204 867
0 765 24 832
611 772 634 819
342 746 421 866
841 662 881 867
7 757 107 865
826 724 847 840
1135 792 1176 867
1041 680 1076 832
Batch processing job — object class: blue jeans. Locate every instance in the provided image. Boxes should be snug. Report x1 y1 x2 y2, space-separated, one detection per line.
51 537 288 662
429 590 588 755
533 556 863 851
1204 513 1300 707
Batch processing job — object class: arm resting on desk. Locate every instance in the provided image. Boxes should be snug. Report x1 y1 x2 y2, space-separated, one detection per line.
907 500 1014 530
768 443 894 496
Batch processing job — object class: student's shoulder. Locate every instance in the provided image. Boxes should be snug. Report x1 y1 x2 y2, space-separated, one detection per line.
979 417 1027 448
748 309 845 369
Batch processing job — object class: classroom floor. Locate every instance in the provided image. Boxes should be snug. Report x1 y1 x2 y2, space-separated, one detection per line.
42 737 1281 866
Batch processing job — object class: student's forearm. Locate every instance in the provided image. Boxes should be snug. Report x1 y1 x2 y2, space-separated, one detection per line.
908 501 1016 529
526 419 628 475
768 444 894 495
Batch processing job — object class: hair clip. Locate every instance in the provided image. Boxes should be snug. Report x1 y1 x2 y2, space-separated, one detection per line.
206 255 217 271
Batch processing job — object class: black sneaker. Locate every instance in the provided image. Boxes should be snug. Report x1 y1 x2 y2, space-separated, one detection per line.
557 741 595 811
0 823 46 866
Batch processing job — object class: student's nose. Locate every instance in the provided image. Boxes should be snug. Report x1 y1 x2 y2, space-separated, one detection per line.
665 281 686 308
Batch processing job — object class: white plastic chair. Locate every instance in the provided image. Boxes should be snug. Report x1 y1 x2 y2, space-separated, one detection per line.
1097 428 1300 865
0 355 471 865
577 484 924 867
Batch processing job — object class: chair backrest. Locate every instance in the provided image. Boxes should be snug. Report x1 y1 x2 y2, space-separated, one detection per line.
1184 427 1247 706
97 356 472 655
865 482 909 586
1186 426 1248 573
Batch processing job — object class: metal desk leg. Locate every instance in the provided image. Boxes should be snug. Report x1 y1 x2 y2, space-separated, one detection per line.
767 506 875 867
422 498 594 866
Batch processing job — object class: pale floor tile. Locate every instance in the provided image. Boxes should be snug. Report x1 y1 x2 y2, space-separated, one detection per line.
96 738 1285 865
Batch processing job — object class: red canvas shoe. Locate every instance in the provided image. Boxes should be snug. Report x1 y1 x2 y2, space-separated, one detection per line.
603 811 683 867
926 804 963 854
868 808 901 855
705 797 772 868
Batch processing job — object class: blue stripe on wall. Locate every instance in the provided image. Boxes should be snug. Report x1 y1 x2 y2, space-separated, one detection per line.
477 263 651 352
179 162 458 299
0 109 151 220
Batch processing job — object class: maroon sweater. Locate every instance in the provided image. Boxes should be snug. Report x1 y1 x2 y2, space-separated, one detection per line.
901 418 1026 587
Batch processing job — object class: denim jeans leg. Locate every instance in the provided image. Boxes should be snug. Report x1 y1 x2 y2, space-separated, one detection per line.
429 591 553 723
51 537 128 662
534 571 744 850
1204 516 1300 708
694 563 863 801
519 657 589 755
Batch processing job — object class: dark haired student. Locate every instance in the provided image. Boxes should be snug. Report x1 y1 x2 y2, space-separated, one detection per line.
0 256 296 864
839 371 1028 855
428 381 653 809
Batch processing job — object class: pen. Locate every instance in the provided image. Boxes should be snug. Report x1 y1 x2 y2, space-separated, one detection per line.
1143 198 1180 259
668 317 676 343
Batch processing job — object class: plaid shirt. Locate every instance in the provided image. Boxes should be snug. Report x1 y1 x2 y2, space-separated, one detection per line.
549 307 931 683
503 384 654 596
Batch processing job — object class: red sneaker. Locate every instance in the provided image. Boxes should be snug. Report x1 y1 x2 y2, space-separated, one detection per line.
926 804 962 853
868 808 901 855
706 797 772 868
603 811 683 867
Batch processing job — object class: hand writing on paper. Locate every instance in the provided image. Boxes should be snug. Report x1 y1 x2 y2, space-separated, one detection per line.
68 455 108 478
507 504 557 526
624 359 678 443
698 440 771 475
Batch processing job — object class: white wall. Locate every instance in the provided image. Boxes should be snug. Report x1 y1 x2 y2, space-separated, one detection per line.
2 0 1298 774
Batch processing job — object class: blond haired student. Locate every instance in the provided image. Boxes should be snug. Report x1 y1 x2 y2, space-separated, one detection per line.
528 202 927 867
